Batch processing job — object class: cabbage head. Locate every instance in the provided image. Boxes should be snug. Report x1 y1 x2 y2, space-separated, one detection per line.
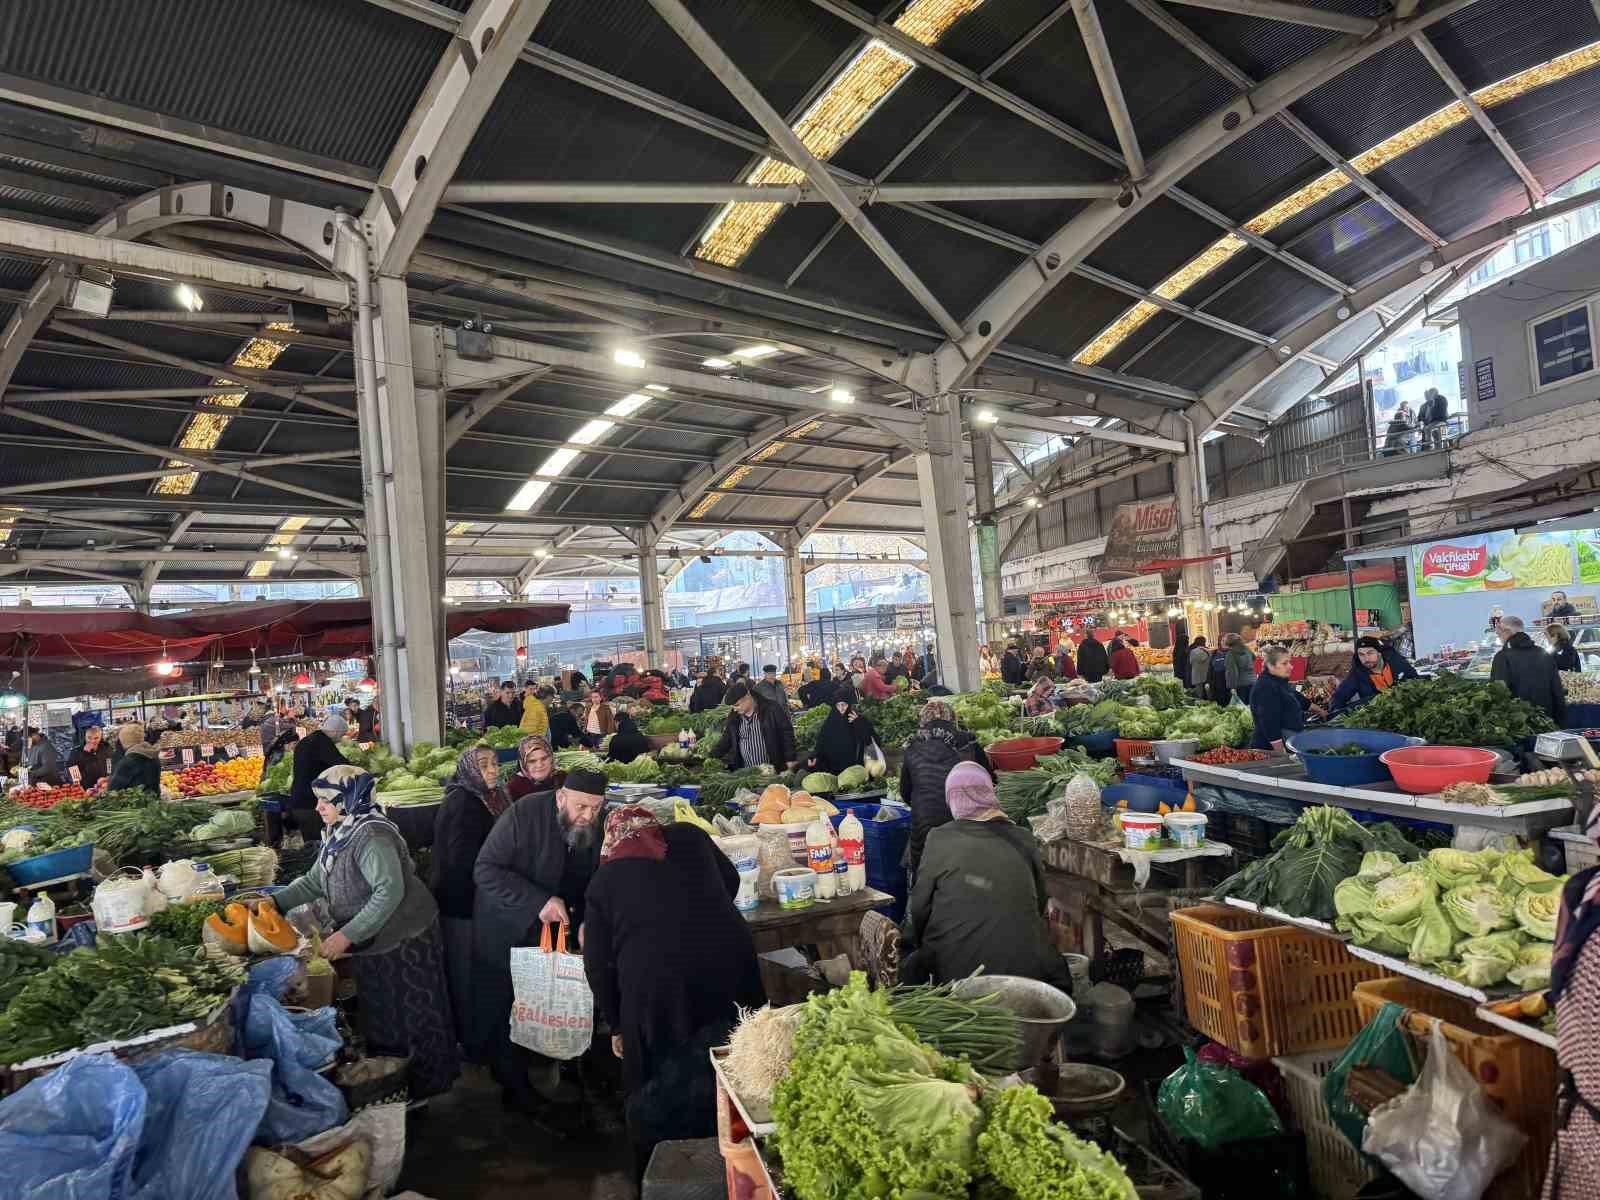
1339 913 1419 956
1515 887 1560 941
1372 869 1433 925
1493 848 1564 896
1357 851 1404 883
1442 883 1516 937
1334 876 1376 920
1507 942 1554 990
1424 847 1497 891
1409 891 1459 964
1441 932 1521 988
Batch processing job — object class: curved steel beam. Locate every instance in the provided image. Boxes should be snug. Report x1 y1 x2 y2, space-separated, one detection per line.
0 181 339 404
794 447 917 542
922 0 1478 391
641 414 795 541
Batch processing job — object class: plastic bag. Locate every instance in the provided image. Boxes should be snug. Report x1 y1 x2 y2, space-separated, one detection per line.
294 1101 407 1196
1323 1000 1417 1153
1363 1020 1526 1200
0 1053 142 1200
127 1050 272 1200
509 920 593 1060
1157 1045 1284 1150
243 994 348 1144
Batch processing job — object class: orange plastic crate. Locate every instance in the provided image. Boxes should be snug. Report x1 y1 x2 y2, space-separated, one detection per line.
1114 738 1155 768
1171 904 1383 1059
1352 977 1556 1200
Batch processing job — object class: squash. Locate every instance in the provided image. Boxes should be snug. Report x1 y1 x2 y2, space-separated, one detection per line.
247 898 299 955
1158 801 1171 815
203 901 250 956
787 791 812 807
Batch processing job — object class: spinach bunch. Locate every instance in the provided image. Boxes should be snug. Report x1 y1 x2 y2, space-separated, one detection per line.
1335 674 1553 745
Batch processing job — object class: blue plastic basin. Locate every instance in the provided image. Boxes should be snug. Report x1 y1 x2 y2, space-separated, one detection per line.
1286 728 1423 787
1072 729 1119 757
8 841 95 885
1101 783 1172 813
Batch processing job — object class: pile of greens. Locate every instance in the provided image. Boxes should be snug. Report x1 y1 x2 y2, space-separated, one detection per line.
697 764 778 806
144 898 227 945
257 753 293 796
1161 704 1254 750
1332 846 1562 987
1056 701 1124 737
0 938 55 1007
0 933 245 1065
604 754 662 784
793 704 829 753
951 690 1023 747
1334 674 1554 745
858 693 923 748
996 753 1119 824
1098 676 1194 711
773 974 1134 1200
482 724 526 749
683 704 732 739
1213 805 1426 922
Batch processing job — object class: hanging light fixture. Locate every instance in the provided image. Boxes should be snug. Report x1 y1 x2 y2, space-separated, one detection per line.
248 649 261 675
154 641 173 676
292 669 313 688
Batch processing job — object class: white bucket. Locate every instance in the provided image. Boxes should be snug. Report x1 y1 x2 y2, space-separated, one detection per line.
0 902 14 931
1121 811 1164 851
772 867 815 910
1164 811 1207 850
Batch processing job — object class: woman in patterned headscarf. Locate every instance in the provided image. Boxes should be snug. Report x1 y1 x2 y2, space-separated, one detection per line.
584 805 764 1181
273 763 459 1098
432 744 512 1055
507 733 565 799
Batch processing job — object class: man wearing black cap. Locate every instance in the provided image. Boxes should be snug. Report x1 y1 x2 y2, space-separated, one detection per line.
483 680 522 730
753 663 787 707
709 682 796 771
1329 635 1419 716
472 766 608 1117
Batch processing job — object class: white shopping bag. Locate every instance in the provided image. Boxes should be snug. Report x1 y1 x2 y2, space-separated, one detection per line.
508 921 593 1060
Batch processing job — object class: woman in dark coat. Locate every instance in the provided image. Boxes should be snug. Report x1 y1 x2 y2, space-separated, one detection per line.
107 722 161 794
807 696 878 777
1076 636 1110 683
583 806 765 1179
607 712 650 763
430 745 510 1055
1249 647 1307 751
1173 632 1192 689
688 669 726 714
901 699 993 873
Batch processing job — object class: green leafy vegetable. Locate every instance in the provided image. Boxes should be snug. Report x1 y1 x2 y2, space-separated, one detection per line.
978 1085 1137 1200
1334 673 1554 745
1441 883 1516 938
1514 887 1560 940
1408 890 1459 964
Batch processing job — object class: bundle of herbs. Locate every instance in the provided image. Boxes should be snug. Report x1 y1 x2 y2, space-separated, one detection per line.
1334 674 1553 745
1213 805 1427 922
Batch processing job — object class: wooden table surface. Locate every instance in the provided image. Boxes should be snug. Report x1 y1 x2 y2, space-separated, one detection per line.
743 886 893 963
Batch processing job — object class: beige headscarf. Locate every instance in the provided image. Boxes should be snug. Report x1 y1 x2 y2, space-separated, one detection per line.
118 722 146 751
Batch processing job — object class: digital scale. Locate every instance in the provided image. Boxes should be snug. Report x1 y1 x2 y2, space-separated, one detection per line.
1534 731 1600 764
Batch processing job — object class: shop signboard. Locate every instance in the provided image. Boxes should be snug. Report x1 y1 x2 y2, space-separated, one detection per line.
1411 529 1575 596
1530 304 1594 389
1029 584 1107 608
1102 573 1166 604
1098 498 1180 579
1576 529 1600 584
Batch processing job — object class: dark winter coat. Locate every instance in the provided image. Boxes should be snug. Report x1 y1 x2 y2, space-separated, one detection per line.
482 698 522 730
1224 643 1258 690
583 824 765 1096
607 716 650 764
1076 637 1110 683
1553 641 1581 674
809 707 877 777
688 675 726 714
107 742 160 795
797 676 836 709
902 721 993 871
1109 645 1141 679
430 782 501 920
1249 672 1307 750
289 730 345 811
1328 645 1420 714
708 694 796 770
547 708 585 750
907 818 1069 990
1491 631 1567 724
472 789 600 971
65 742 111 789
999 650 1026 686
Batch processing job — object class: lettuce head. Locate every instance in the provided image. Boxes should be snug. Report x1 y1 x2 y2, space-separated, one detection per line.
1440 931 1522 988
1515 887 1560 941
1338 912 1419 956
1442 883 1516 937
1507 942 1554 990
1372 869 1434 925
1357 851 1404 883
1424 847 1497 891
1334 876 1376 920
1409 890 1459 964
1492 848 1565 896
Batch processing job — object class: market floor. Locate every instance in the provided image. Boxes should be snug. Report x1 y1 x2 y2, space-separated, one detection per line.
398 1064 635 1200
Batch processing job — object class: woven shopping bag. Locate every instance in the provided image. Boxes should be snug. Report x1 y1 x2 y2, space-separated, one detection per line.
508 920 593 1060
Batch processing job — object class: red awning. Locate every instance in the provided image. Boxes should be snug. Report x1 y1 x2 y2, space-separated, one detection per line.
0 600 571 677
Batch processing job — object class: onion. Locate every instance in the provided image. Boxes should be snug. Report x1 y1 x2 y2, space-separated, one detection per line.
723 1003 804 1103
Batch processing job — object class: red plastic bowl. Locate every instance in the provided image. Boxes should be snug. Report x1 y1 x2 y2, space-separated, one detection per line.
1378 746 1498 794
988 735 1065 772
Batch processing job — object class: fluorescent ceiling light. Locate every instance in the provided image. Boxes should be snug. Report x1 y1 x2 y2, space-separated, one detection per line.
606 393 652 417
974 407 998 424
701 356 734 369
612 347 647 368
731 344 779 360
505 480 550 512
645 383 670 393
570 419 615 446
175 283 203 312
534 548 551 559
830 388 855 404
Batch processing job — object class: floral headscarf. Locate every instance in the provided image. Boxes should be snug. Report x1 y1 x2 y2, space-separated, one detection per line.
600 803 667 865
311 764 400 868
456 745 510 819
517 734 555 784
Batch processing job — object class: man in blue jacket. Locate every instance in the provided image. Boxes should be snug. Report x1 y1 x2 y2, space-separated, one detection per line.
1329 636 1419 715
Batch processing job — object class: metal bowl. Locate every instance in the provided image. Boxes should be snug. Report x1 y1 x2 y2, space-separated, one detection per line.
1019 1063 1127 1118
951 975 1077 1070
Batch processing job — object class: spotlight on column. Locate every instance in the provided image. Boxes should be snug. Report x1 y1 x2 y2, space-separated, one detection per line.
974 407 998 424
612 347 647 369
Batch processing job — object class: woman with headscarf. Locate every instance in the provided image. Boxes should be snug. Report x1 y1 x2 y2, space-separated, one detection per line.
607 712 650 763
107 722 162 794
1023 675 1056 718
796 667 836 710
1108 637 1141 680
508 733 565 799
1544 798 1600 1197
901 698 993 874
431 745 510 1056
274 764 459 1098
288 712 349 845
583 805 765 1179
902 762 1070 990
807 695 878 777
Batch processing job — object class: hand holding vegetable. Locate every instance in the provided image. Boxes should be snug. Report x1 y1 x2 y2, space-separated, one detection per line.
321 930 352 960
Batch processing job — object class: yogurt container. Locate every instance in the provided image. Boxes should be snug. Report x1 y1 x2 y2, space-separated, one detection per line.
716 834 761 912
1121 811 1164 851
773 867 816 910
1164 811 1207 849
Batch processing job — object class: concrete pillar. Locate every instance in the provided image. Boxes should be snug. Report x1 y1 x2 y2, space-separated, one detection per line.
636 531 665 666
370 275 444 750
1174 440 1218 644
128 583 151 615
915 397 981 693
969 426 1006 648
782 532 807 660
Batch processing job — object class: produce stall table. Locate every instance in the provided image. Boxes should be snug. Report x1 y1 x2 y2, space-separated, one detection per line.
743 887 893 964
1172 757 1573 837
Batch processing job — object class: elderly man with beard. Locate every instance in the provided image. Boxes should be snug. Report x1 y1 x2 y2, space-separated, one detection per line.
472 766 607 1119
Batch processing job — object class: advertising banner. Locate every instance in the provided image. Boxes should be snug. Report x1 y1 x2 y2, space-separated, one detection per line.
1103 573 1167 604
1099 498 1180 579
1412 529 1575 596
1030 584 1107 608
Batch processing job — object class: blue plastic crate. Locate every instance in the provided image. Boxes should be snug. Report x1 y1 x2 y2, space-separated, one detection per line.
826 802 911 881
1124 770 1187 794
669 784 701 800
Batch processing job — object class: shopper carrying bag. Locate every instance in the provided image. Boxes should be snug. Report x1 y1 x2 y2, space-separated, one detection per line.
509 921 593 1061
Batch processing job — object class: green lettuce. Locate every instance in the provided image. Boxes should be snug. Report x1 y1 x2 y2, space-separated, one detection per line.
1424 847 1499 891
1333 876 1376 920
1507 942 1554 990
1439 931 1522 987
1372 869 1434 925
978 1085 1137 1200
1515 888 1560 941
1442 883 1516 937
1337 912 1419 956
1409 891 1459 964
1492 848 1565 896
1357 851 1404 883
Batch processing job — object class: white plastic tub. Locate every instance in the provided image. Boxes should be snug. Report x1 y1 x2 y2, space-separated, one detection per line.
1121 811 1164 851
1164 811 1207 849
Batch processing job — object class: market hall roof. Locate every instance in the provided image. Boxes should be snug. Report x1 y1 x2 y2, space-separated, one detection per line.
0 0 1597 588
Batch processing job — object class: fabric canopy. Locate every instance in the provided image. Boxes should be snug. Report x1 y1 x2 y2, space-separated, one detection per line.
0 600 571 676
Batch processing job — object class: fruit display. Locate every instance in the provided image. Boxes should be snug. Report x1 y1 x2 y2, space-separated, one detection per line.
1192 747 1268 765
9 783 87 809
161 756 261 797
1131 645 1172 667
